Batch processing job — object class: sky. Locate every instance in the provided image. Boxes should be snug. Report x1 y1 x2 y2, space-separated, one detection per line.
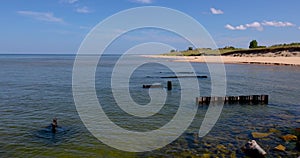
1 0 300 54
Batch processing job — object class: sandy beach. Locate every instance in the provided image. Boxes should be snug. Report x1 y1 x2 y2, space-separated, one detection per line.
144 55 300 66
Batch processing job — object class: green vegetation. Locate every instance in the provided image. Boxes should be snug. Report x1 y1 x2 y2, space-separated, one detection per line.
163 42 300 56
270 42 300 48
249 40 267 49
165 48 215 56
164 46 244 56
249 40 258 48
187 46 194 51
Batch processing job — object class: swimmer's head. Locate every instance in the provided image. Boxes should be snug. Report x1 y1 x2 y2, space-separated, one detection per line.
51 118 58 133
52 118 57 125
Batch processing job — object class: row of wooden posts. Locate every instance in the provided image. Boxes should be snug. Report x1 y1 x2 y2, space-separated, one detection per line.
143 81 269 105
196 95 269 105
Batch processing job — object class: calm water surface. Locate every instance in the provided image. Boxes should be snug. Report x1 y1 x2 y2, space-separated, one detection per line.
0 54 299 157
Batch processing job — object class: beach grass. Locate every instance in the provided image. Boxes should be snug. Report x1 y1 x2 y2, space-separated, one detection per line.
163 44 300 56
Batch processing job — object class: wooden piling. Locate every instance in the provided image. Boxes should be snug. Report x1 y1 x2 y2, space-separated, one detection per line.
167 81 172 91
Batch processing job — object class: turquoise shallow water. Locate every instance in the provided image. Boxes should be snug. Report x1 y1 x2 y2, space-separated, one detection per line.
0 54 300 157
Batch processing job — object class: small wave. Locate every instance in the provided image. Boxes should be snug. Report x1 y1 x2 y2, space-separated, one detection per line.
34 125 69 144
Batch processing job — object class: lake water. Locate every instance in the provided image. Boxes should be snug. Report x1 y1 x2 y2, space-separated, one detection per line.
0 54 300 157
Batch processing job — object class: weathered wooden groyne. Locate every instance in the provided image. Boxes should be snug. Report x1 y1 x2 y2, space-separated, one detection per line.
142 84 162 88
196 95 268 105
161 75 207 79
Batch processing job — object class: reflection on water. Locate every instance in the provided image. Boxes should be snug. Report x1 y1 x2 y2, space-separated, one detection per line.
0 54 299 157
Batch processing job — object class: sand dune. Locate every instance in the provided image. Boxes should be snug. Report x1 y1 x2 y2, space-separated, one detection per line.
143 54 300 66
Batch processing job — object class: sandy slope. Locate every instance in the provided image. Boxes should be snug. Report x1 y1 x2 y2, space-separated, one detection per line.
143 55 300 66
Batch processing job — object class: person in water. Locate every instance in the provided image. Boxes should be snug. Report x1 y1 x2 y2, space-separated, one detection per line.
51 118 58 133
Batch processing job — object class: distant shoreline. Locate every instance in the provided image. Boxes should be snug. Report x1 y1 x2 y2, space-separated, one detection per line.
143 55 300 66
156 45 300 66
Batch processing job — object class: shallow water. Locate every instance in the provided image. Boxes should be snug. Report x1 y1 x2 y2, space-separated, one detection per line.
0 54 299 157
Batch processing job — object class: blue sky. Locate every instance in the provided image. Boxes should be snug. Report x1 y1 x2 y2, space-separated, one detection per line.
1 0 300 54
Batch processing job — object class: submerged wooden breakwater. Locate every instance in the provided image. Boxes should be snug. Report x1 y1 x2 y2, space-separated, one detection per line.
161 75 207 79
142 81 173 90
197 95 268 105
142 84 162 88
